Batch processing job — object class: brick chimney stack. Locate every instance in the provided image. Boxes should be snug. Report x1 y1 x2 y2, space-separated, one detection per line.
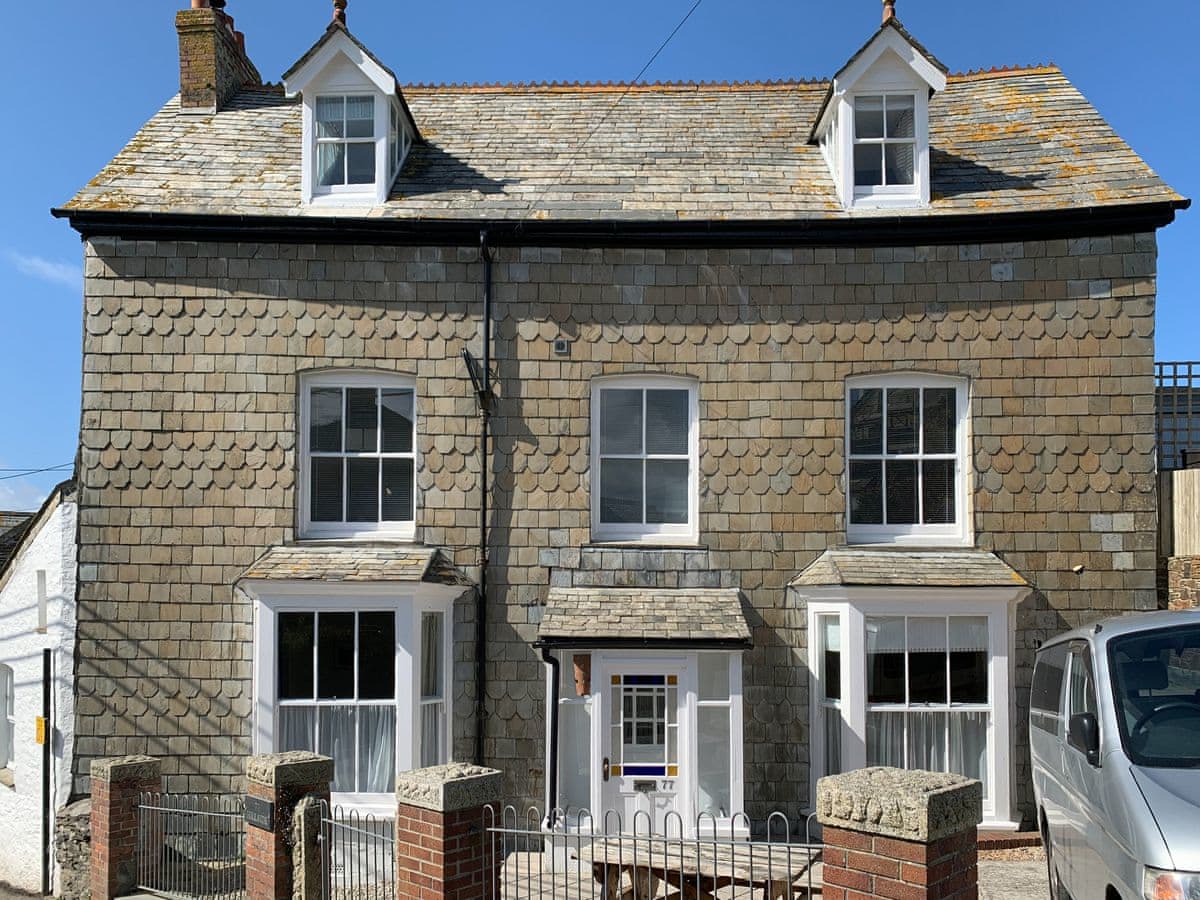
176 0 261 113
883 0 896 23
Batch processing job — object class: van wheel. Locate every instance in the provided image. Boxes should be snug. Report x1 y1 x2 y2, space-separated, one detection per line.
1043 817 1069 900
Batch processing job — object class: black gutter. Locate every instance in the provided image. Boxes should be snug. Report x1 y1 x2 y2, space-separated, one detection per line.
474 230 492 767
539 646 560 828
51 201 1188 249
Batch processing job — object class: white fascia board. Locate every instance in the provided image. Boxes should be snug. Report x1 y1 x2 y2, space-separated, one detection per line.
838 28 947 96
238 577 468 604
284 31 395 98
791 584 1029 606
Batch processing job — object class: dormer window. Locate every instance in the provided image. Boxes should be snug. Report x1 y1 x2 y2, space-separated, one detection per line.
283 24 420 205
316 95 376 188
809 17 947 210
853 94 916 192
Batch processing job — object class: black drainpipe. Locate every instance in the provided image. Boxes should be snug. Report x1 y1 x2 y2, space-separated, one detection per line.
474 230 492 766
539 645 560 827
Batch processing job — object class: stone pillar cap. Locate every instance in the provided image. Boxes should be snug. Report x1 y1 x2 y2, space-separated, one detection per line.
396 763 502 813
246 751 334 789
816 767 982 843
91 756 161 784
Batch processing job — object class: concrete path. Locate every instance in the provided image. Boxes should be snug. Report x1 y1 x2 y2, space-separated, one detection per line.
979 860 1050 900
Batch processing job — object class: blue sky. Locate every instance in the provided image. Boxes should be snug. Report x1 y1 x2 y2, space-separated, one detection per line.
0 0 1194 510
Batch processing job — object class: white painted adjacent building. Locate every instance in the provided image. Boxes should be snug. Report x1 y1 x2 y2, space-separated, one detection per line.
0 482 77 893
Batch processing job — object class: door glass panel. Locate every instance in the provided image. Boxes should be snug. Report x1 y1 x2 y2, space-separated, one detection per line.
699 654 730 701
558 700 592 813
697 706 731 818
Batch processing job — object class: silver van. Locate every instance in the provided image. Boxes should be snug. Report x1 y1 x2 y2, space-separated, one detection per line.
1031 610 1200 900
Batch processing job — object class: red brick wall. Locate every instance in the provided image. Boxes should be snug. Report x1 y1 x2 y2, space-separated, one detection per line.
244 779 329 900
89 774 161 900
822 825 978 900
395 803 498 900
1168 556 1200 610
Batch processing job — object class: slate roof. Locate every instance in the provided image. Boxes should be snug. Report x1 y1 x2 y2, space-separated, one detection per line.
239 544 474 586
789 549 1030 589
538 587 752 647
0 513 34 573
61 65 1183 222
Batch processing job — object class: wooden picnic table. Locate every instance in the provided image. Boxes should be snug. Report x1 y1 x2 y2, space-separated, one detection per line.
572 837 822 900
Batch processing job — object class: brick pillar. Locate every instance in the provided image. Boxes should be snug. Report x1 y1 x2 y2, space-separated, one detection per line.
244 752 333 900
90 756 162 900
817 767 982 900
395 763 503 900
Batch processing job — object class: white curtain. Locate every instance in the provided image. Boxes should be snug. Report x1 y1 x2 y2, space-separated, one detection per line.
319 707 355 792
950 711 989 797
824 707 842 776
866 711 904 768
360 706 396 792
420 703 442 768
950 617 989 652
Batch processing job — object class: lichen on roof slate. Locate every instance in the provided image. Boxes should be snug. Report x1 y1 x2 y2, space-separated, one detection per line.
62 66 1183 222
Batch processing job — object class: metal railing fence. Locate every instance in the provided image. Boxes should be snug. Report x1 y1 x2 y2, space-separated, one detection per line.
484 805 823 900
137 792 246 900
319 801 395 900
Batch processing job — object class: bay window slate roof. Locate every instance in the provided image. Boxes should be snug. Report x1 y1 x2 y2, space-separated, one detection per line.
790 548 1030 588
238 544 473 586
61 67 1183 220
539 587 752 647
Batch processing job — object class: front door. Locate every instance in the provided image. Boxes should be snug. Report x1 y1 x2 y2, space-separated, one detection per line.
600 662 687 834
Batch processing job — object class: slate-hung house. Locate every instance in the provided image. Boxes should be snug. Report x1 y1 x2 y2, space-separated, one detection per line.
56 0 1186 831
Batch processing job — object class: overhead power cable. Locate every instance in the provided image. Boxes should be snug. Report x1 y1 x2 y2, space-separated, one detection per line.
521 0 705 222
0 464 73 481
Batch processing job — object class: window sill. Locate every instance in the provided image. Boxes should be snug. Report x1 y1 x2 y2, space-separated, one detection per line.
584 541 708 552
295 535 418 545
845 534 973 549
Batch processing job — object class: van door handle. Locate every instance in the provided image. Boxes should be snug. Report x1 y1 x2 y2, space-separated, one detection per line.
602 757 610 782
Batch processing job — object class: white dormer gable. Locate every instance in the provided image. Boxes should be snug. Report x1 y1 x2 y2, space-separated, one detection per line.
283 25 418 206
810 20 948 210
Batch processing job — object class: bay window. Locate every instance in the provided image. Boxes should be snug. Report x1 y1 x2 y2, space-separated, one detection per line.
846 374 969 545
250 587 453 807
301 372 416 539
591 377 699 543
808 593 1017 827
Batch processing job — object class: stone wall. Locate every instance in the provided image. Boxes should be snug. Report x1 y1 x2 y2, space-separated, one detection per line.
1168 556 1200 609
75 233 1159 822
54 799 91 900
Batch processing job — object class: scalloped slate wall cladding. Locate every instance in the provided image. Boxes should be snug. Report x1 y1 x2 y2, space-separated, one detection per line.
75 233 1159 823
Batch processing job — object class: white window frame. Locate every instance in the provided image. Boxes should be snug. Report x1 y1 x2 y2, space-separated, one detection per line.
845 373 970 546
590 376 700 544
851 93 919 199
805 588 1021 829
249 583 454 812
0 663 13 772
299 371 418 541
313 94 379 194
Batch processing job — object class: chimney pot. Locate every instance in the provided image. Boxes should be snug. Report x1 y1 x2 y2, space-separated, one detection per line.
333 0 347 25
882 0 896 23
190 0 209 8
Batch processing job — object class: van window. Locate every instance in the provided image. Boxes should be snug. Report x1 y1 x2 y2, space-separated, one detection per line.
1108 623 1200 768
1031 641 1069 732
1067 642 1098 718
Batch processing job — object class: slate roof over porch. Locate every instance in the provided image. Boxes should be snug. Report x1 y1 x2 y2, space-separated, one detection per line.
538 586 753 648
238 544 474 586
789 548 1030 588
